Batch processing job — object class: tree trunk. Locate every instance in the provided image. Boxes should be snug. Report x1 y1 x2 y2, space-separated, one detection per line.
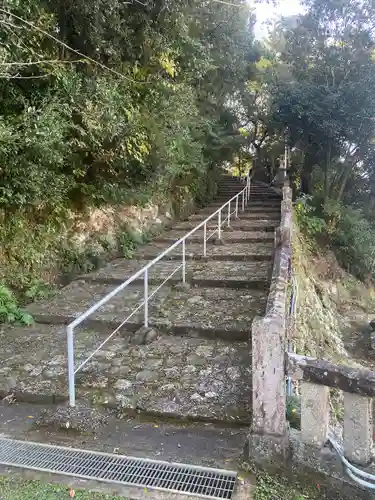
336 164 352 202
324 140 331 208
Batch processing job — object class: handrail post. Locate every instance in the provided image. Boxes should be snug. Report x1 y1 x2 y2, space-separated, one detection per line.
235 195 239 218
67 324 76 407
227 201 231 227
242 191 245 212
182 239 186 283
218 209 222 240
144 268 149 327
203 222 207 257
344 393 373 465
301 381 329 447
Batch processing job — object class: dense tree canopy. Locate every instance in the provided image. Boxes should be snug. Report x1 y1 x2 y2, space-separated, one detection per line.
270 0 375 279
2 0 375 287
0 0 256 214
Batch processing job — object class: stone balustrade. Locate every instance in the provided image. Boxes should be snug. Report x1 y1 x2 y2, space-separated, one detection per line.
286 352 375 466
248 167 375 497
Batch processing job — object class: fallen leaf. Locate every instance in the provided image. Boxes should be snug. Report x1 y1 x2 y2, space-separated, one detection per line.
27 416 34 419
154 424 159 428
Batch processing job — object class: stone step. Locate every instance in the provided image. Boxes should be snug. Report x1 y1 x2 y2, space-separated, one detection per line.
218 182 244 187
197 205 280 215
27 281 267 341
216 192 244 198
219 178 244 183
0 323 251 423
135 240 274 261
155 229 274 244
216 194 281 201
80 258 272 289
173 219 277 232
189 212 280 221
210 202 280 209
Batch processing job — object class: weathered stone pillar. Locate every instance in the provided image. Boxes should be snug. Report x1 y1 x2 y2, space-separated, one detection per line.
249 314 289 464
344 393 373 465
251 315 288 426
301 381 329 446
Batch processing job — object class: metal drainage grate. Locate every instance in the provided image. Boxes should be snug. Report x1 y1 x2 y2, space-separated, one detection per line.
0 438 237 499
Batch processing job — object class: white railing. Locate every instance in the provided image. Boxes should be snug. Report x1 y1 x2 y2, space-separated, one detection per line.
66 175 251 406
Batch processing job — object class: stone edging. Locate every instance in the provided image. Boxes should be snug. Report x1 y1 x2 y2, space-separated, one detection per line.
250 183 293 438
266 184 292 318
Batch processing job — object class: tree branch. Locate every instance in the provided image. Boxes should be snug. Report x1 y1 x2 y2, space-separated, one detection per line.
0 9 147 84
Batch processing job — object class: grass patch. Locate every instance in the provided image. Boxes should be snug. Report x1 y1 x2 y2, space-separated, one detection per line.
254 472 321 500
0 476 126 499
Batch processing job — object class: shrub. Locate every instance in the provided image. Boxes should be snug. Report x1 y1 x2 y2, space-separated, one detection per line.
0 285 34 325
331 206 375 280
295 195 326 238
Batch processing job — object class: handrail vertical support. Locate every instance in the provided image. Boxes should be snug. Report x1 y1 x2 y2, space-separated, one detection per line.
144 268 149 327
203 223 207 257
182 240 186 283
64 179 249 399
67 325 76 407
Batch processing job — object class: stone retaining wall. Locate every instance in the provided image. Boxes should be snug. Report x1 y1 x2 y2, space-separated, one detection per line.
248 180 375 499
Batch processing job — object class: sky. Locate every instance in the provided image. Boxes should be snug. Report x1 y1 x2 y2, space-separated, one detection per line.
252 0 303 39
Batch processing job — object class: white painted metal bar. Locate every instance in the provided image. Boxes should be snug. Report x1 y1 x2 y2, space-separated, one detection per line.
67 325 75 407
67 176 250 407
203 222 207 257
68 186 247 330
144 268 149 327
182 240 186 283
206 227 219 241
74 263 183 376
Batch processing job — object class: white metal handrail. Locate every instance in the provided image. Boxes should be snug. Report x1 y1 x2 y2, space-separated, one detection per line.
66 174 251 406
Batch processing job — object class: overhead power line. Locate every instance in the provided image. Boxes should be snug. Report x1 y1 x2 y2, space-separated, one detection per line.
0 1 247 81
210 0 247 6
0 8 146 84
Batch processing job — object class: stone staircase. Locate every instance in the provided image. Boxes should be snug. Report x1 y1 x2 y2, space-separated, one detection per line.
1 175 281 427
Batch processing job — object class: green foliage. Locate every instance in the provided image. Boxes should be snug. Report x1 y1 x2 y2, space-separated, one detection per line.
0 0 258 291
295 196 326 238
286 394 301 430
117 230 141 259
296 193 375 281
0 475 125 499
0 285 34 325
254 471 319 500
24 279 54 301
330 205 375 280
